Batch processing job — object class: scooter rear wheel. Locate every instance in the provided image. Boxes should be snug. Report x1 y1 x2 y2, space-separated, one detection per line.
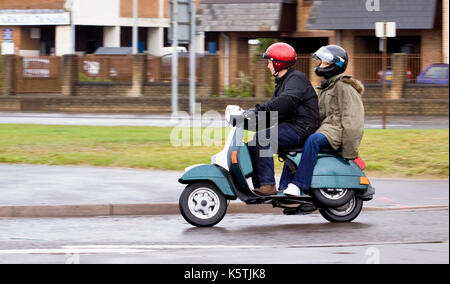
311 188 355 208
319 196 363 223
179 182 228 227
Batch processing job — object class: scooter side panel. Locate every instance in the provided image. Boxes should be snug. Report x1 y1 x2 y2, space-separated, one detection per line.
287 154 369 190
311 176 368 190
240 144 253 177
179 164 237 199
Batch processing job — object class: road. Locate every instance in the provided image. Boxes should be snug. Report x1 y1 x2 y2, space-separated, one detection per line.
0 164 448 208
0 208 447 264
0 112 448 129
0 164 448 264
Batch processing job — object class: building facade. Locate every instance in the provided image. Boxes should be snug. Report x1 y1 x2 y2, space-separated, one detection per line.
197 0 334 90
307 0 448 79
197 0 448 91
0 0 170 56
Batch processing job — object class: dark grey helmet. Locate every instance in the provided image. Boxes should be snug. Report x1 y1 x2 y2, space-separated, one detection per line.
312 45 349 79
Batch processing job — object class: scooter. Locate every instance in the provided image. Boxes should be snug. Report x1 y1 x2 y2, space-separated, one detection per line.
179 106 375 227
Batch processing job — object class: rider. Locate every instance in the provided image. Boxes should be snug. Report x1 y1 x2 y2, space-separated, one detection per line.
246 42 320 196
283 45 365 197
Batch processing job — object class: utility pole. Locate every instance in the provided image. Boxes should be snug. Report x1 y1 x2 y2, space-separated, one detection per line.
189 0 196 115
65 0 76 54
376 22 396 129
171 0 179 114
132 0 139 54
381 33 387 129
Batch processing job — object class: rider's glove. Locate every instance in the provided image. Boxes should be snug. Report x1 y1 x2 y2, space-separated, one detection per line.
242 108 258 131
255 104 267 111
243 108 257 119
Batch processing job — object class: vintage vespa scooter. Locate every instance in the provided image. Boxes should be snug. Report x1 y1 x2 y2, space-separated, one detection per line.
179 106 375 227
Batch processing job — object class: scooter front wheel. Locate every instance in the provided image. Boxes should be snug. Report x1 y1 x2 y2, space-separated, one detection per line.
319 196 363 223
179 182 228 227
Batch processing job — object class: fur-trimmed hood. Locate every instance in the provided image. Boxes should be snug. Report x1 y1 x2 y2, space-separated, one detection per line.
340 76 365 95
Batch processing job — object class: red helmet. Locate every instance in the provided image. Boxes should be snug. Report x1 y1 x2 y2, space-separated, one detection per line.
263 43 297 73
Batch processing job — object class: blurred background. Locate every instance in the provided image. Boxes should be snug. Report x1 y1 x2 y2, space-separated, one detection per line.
0 1 448 265
0 0 448 116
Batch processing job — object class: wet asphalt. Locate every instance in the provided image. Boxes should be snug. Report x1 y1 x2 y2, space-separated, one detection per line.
0 208 447 264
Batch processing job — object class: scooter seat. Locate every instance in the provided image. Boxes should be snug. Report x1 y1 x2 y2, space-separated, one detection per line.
279 145 342 156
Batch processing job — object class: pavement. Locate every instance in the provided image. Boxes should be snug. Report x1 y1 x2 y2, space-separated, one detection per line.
0 112 449 129
0 164 448 218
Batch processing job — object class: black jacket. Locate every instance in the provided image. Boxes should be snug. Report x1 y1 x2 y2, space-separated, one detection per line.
255 68 320 136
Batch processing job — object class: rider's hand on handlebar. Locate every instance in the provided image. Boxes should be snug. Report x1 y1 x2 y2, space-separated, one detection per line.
243 108 257 119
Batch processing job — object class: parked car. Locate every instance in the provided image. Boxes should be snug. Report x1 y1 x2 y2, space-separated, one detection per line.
416 63 449 85
377 66 412 84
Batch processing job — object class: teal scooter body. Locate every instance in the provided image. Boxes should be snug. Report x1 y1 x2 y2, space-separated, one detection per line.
285 153 373 191
179 164 237 199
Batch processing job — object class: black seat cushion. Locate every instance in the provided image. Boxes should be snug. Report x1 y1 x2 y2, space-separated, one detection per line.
278 145 342 156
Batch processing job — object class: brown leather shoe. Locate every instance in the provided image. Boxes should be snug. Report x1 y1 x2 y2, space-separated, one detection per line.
254 184 277 196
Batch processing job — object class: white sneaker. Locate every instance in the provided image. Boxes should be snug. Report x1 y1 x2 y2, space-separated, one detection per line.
283 183 301 197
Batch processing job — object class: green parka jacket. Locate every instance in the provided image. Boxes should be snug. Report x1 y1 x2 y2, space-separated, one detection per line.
316 74 365 160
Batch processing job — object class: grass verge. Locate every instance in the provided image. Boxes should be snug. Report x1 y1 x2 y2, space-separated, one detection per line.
0 124 448 179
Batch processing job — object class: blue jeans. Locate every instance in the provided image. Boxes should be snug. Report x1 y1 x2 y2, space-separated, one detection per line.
279 132 330 190
248 123 301 188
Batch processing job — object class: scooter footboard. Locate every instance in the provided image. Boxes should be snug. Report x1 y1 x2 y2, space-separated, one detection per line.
179 164 237 200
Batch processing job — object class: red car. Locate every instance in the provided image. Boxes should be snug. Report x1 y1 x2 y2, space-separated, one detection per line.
377 67 412 84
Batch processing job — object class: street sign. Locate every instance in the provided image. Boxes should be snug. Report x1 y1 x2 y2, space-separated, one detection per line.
375 22 396 38
168 0 191 44
1 40 14 55
2 28 14 54
170 0 197 115
2 28 12 40
0 12 70 26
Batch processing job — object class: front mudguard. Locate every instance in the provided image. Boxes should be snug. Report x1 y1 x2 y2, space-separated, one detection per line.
178 164 237 200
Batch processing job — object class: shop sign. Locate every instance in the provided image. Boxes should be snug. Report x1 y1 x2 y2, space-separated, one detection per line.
0 13 70 26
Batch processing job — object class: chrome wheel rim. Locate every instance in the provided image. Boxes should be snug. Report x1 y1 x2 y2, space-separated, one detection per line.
319 188 348 200
188 188 220 220
328 197 356 216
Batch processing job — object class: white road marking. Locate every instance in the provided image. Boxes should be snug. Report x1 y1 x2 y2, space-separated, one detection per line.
0 242 446 255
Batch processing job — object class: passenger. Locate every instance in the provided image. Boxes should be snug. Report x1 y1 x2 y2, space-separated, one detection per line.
283 45 365 197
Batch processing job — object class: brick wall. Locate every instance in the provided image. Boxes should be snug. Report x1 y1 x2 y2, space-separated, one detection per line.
421 28 443 69
341 30 356 76
443 0 449 63
364 85 449 100
74 82 210 98
76 83 132 97
120 0 163 18
0 0 64 9
1 53 447 116
1 94 447 116
0 97 20 111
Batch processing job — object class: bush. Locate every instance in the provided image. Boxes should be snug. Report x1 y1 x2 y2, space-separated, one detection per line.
257 38 276 54
265 79 275 96
225 71 253 98
78 72 112 83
